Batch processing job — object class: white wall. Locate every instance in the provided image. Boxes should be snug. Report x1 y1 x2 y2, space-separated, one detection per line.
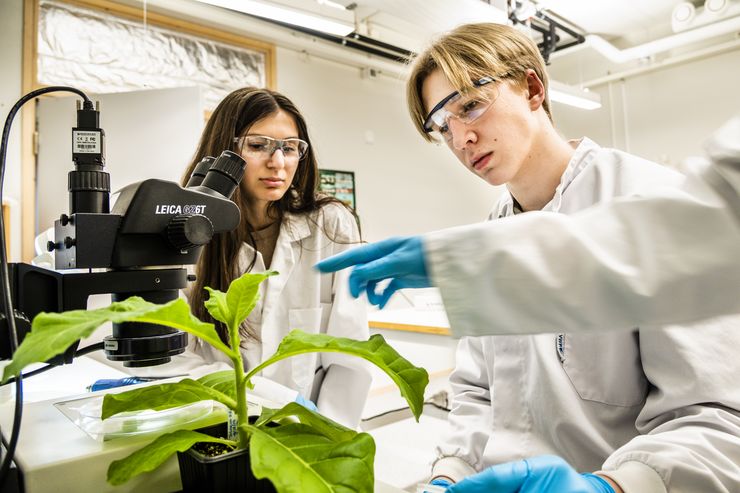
275 48 500 241
0 0 23 261
5 1 739 249
551 48 740 167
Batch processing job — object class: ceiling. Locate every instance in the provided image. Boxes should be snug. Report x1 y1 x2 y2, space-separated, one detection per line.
282 0 739 81
296 0 694 50
186 0 740 82
538 0 685 44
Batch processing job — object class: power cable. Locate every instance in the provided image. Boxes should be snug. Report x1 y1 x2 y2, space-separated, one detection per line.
0 86 91 489
0 342 105 387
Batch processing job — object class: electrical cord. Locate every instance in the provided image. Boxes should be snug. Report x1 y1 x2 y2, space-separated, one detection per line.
75 341 105 356
361 390 451 424
0 342 105 386
0 86 91 490
1 366 54 386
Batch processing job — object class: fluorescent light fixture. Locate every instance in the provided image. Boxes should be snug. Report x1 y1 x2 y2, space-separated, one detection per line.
316 0 347 10
549 80 602 110
194 0 355 37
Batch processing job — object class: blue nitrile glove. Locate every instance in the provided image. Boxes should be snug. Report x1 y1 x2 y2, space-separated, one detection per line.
447 456 615 493
427 478 452 491
295 394 318 412
431 478 452 487
315 236 430 308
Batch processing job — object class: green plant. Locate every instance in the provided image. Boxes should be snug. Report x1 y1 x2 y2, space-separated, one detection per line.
2 271 429 492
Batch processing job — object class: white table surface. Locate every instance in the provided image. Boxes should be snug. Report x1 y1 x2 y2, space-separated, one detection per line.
0 356 405 493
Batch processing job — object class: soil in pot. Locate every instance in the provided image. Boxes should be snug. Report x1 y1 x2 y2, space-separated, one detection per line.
177 423 276 493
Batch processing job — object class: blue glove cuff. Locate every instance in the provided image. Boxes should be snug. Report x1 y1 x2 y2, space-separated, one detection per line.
295 394 318 412
581 473 616 493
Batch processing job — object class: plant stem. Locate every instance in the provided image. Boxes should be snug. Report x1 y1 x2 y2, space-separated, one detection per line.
230 329 250 449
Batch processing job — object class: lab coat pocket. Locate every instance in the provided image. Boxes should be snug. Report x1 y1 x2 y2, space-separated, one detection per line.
288 308 322 390
559 332 648 407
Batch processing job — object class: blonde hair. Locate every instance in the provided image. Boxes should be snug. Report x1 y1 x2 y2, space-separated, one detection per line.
406 23 552 142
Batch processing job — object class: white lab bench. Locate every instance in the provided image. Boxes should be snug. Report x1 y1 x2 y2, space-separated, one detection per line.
0 357 404 493
363 303 458 491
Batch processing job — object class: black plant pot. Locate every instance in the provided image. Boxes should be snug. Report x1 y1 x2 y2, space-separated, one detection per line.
177 423 276 492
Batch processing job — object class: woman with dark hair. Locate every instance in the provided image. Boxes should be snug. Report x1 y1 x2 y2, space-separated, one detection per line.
180 87 371 428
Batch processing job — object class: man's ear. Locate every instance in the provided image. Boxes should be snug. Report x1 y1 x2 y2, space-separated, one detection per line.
525 69 546 111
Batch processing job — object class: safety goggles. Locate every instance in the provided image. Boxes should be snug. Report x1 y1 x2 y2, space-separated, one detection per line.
233 135 309 161
422 76 497 138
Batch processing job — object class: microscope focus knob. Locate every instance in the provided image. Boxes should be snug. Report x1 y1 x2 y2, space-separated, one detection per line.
166 214 214 251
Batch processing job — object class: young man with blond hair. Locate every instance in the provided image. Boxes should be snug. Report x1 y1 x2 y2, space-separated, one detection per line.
398 23 740 493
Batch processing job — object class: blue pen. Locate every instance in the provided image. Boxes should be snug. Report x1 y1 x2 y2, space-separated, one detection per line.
87 376 175 392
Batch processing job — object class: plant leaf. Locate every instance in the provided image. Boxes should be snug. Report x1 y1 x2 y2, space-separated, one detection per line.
204 271 278 330
107 429 235 486
125 299 233 357
246 332 429 421
102 378 237 419
2 297 232 383
226 271 277 329
204 286 229 325
255 402 356 443
197 370 236 401
248 422 375 493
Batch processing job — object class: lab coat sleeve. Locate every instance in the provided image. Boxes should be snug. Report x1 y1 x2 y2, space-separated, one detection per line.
424 171 739 337
424 116 740 337
600 315 740 492
432 336 490 482
314 204 373 429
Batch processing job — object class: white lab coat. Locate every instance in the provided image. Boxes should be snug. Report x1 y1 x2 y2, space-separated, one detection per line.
425 116 740 335
167 202 372 428
431 138 740 492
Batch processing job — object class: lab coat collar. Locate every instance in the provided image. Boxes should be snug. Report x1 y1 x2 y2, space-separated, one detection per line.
235 211 311 312
497 137 599 218
259 212 312 351
282 212 312 243
236 212 312 262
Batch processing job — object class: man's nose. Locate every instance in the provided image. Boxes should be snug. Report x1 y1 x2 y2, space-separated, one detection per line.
449 118 475 151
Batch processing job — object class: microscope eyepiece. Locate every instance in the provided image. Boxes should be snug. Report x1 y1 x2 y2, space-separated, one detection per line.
185 156 215 188
199 150 246 199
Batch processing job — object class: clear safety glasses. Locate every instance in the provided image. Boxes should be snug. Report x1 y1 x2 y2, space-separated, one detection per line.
233 135 309 162
423 76 498 140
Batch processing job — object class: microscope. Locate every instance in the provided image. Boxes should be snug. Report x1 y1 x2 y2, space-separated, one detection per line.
1 94 245 366
0 87 247 493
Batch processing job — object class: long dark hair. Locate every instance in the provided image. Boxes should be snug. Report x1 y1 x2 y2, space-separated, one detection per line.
182 87 352 344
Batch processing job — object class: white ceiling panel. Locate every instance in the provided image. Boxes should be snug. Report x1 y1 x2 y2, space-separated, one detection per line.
540 0 686 44
279 0 715 50
192 0 740 75
350 0 508 51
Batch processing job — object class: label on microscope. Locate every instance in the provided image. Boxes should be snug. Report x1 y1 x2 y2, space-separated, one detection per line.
73 130 101 153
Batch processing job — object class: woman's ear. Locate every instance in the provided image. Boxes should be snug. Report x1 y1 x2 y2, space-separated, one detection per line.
525 69 546 112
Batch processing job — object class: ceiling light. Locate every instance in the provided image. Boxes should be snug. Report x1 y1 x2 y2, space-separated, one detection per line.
672 2 696 23
672 1 697 32
316 0 347 10
549 80 602 110
194 0 355 37
705 0 729 14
